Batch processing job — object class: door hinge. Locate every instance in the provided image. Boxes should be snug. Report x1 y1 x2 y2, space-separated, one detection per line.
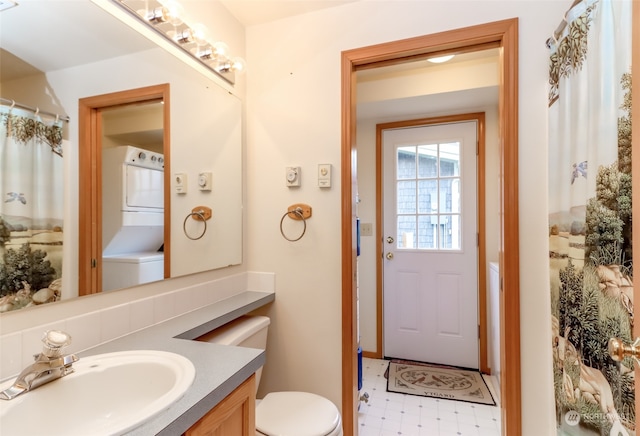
478 325 481 339
91 258 97 268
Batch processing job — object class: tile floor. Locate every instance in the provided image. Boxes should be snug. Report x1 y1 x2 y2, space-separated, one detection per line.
357 358 502 436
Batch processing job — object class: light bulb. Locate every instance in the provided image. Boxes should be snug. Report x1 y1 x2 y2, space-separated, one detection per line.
212 41 230 60
190 24 209 46
163 0 184 26
231 57 247 74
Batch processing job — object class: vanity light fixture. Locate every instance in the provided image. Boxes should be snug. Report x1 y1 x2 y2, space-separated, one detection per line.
111 0 246 85
145 6 168 24
173 28 194 44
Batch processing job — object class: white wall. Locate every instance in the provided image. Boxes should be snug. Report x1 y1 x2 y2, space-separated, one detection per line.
245 1 566 433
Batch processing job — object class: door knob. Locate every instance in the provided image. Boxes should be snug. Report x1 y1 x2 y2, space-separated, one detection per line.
386 252 394 260
608 337 640 361
386 236 394 244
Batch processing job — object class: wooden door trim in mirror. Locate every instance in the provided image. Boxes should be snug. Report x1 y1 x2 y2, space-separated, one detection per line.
341 19 520 435
78 84 171 296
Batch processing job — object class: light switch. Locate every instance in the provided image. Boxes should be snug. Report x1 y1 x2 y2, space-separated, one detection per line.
318 164 331 188
175 173 187 194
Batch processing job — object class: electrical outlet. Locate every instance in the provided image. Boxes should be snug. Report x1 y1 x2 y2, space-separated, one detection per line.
360 222 373 236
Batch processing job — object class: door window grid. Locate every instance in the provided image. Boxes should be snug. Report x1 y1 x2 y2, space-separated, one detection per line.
396 142 461 250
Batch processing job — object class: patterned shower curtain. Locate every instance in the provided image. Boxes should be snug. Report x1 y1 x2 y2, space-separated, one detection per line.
0 106 64 312
548 0 633 434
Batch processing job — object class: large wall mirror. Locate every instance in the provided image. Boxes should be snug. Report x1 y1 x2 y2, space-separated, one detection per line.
0 0 243 313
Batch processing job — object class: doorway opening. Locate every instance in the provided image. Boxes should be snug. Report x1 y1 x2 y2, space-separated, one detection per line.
78 84 171 295
377 114 488 373
341 18 520 435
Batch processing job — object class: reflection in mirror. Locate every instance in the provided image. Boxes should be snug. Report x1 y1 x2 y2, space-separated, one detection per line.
0 104 66 312
78 86 170 296
0 0 243 313
113 0 246 84
101 100 166 293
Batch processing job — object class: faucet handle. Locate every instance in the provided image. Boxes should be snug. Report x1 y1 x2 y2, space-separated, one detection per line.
41 330 72 358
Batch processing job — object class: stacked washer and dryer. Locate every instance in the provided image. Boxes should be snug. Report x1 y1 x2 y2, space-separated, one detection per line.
102 145 165 292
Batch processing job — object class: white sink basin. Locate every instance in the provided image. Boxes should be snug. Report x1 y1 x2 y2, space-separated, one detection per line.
0 350 195 435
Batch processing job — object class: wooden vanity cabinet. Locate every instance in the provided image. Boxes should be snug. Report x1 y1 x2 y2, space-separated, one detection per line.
184 374 256 436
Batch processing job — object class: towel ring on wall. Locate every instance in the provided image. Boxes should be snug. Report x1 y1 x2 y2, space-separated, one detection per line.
280 203 312 242
183 206 212 240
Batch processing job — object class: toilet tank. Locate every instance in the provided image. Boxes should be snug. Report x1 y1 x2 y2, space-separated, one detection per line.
196 315 270 393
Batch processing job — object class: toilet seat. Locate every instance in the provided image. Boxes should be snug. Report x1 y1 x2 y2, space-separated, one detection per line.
256 391 342 436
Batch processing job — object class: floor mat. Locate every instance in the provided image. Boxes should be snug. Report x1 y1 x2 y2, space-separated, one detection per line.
386 359 496 406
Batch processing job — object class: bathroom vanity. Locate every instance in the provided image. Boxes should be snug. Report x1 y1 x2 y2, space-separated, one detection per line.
185 374 256 435
77 290 273 435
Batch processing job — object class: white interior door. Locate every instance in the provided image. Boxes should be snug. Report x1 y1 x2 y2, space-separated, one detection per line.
383 121 478 369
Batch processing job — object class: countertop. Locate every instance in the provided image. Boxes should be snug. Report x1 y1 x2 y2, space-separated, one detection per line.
80 290 275 435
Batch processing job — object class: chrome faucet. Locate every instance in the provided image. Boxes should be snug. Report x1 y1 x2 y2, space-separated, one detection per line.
0 330 79 400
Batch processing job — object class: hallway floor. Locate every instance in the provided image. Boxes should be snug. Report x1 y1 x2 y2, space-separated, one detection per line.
358 358 502 436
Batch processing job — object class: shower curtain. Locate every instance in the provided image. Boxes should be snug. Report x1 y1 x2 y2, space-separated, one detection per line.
548 0 633 434
0 106 64 312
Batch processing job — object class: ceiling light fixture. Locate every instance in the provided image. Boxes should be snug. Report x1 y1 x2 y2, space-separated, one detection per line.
111 0 246 85
427 55 455 64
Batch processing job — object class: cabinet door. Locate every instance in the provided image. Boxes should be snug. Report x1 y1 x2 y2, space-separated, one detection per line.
185 374 256 436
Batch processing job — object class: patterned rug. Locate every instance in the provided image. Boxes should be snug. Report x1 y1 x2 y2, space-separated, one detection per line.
386 360 496 406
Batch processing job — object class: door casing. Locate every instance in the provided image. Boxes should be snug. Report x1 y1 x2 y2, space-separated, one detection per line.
341 19 520 435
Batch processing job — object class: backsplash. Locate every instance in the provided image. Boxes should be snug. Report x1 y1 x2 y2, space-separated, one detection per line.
0 271 275 381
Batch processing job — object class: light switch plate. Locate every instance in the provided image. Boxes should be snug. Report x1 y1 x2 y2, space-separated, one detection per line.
174 173 187 194
318 163 331 188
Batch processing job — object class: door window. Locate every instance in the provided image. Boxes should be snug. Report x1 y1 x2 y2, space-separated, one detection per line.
396 141 461 250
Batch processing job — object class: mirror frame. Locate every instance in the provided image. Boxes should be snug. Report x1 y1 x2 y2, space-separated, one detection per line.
78 84 171 295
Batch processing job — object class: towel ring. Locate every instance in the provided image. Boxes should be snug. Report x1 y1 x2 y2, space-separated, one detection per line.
280 204 312 242
183 206 212 240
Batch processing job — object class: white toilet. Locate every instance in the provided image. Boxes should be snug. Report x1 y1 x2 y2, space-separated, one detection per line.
197 316 343 436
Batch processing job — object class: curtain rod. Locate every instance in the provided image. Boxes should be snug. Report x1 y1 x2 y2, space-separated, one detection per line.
0 97 70 123
548 0 583 47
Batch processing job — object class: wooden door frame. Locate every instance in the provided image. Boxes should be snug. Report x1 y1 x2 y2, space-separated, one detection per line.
341 19 520 435
78 83 171 295
373 113 488 374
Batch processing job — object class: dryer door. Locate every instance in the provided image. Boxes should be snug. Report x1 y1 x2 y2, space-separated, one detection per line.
125 165 164 211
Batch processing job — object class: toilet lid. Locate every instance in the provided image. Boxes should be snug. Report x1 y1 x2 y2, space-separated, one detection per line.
256 391 340 436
